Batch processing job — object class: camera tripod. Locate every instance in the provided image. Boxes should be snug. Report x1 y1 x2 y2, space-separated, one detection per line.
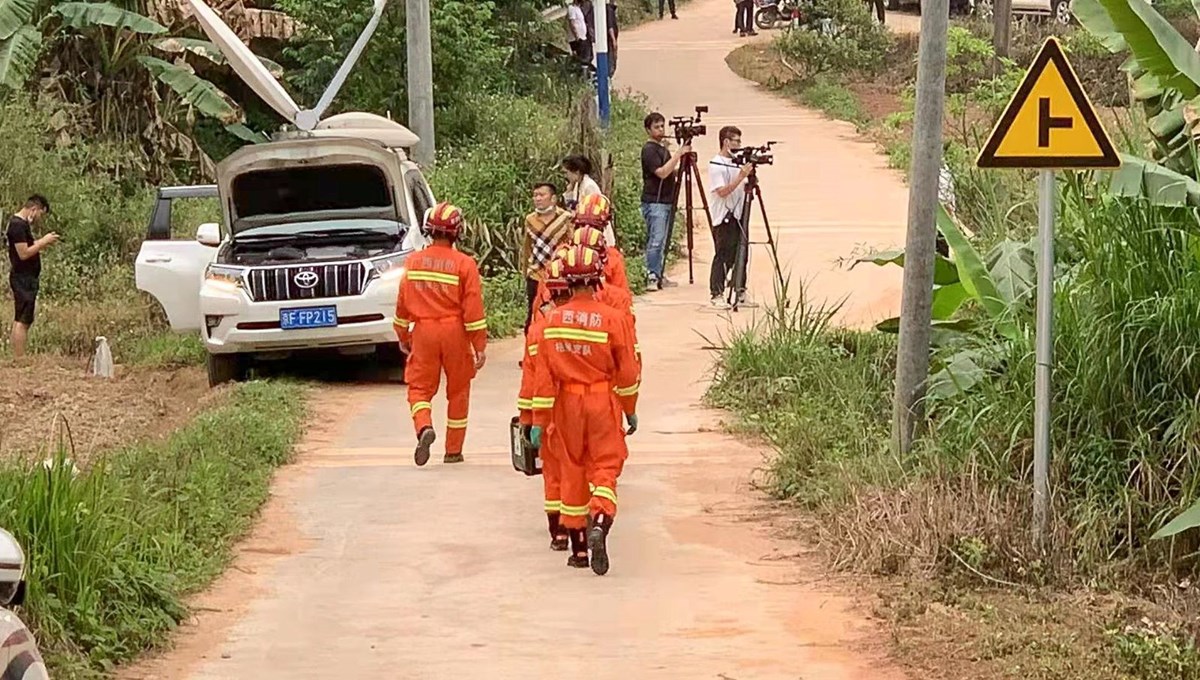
665 148 714 284
727 166 777 312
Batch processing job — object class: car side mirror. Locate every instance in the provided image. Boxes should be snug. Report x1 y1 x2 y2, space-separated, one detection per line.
196 223 221 246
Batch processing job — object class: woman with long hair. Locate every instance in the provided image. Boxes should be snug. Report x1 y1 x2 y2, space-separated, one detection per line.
561 155 615 245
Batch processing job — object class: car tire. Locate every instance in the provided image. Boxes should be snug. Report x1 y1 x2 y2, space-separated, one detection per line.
207 352 246 387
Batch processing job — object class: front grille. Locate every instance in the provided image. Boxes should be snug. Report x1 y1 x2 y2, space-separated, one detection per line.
245 262 369 302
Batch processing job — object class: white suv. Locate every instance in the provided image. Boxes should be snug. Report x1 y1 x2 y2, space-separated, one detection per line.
136 130 437 386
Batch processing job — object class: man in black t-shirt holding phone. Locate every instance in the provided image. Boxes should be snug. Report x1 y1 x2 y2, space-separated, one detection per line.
5 195 57 358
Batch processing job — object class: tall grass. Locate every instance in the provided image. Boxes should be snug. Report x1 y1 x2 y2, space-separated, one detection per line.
708 170 1200 584
0 380 306 677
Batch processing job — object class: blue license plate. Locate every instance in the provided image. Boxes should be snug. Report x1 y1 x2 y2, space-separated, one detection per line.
280 305 338 330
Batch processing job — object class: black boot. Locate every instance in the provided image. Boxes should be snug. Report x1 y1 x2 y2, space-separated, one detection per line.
548 513 569 551
588 513 614 576
414 426 436 466
443 452 464 464
567 529 589 568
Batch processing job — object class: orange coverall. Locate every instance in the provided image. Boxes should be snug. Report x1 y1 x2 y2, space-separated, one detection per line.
533 279 638 364
604 247 629 292
531 294 640 529
393 242 488 455
518 313 565 517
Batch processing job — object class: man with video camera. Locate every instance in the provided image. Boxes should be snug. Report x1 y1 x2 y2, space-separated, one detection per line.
640 112 690 290
706 127 756 310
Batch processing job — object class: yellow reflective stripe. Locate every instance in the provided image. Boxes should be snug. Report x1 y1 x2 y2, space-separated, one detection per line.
408 270 460 285
592 486 617 504
447 417 468 428
465 319 488 331
527 344 538 356
560 503 589 517
393 316 410 326
544 500 562 513
614 382 640 397
531 397 556 409
634 344 641 352
517 398 533 409
411 401 432 415
543 327 609 343
588 482 596 493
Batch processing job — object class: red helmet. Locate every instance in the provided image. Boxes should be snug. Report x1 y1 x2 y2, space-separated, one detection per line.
570 226 608 262
559 244 604 284
544 258 570 294
424 201 464 239
573 193 612 228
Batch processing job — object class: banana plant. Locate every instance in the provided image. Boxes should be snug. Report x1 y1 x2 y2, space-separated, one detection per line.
0 1 271 139
1074 0 1200 178
854 204 1036 398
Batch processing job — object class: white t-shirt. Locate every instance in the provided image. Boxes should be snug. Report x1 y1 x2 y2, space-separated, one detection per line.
708 154 746 226
567 4 587 40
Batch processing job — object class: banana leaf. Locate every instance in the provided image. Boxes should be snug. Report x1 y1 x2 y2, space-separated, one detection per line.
154 37 285 77
225 123 267 143
54 2 166 34
936 203 1019 340
0 24 40 89
1091 0 1200 98
851 249 961 286
137 56 242 125
0 0 34 40
874 316 975 334
1107 153 1200 205
1073 0 1127 53
1152 497 1200 539
986 239 1037 306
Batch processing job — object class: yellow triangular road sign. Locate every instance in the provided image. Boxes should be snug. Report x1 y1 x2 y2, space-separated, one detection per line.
976 37 1120 169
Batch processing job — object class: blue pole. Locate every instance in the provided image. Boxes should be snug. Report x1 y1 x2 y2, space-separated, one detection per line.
595 0 610 127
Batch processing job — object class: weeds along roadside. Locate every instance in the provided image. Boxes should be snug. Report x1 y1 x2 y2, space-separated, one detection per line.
711 0 1200 662
0 380 306 678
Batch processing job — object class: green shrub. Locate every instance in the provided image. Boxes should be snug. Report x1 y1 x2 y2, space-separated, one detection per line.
774 0 893 82
0 380 306 677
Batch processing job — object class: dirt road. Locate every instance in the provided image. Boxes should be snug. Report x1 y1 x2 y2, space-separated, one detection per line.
119 0 912 677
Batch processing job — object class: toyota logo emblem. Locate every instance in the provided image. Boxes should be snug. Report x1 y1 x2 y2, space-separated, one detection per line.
293 271 319 289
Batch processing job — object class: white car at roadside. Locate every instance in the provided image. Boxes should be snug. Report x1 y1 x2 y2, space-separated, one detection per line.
135 129 437 386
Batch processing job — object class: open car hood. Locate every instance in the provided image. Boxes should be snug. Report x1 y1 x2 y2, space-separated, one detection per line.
217 137 408 235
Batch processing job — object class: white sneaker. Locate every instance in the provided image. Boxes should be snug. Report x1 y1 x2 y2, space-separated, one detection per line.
710 295 731 310
736 293 759 308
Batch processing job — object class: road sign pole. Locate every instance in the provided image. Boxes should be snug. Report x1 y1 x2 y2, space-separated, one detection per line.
1033 169 1056 551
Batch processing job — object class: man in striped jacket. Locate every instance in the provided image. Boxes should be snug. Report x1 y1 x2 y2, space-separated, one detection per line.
394 202 489 466
0 529 48 680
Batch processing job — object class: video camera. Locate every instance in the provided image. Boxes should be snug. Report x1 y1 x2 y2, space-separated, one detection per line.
669 105 708 143
732 141 777 167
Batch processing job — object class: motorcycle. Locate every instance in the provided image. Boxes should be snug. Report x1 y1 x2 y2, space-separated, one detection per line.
753 0 803 29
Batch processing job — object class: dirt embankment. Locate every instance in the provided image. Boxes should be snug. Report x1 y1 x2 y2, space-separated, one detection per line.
0 356 215 464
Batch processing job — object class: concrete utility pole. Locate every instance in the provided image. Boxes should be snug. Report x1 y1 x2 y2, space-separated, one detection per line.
993 0 1012 64
406 0 436 165
891 0 950 455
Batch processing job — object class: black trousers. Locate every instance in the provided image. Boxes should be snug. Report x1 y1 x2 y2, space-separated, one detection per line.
659 0 676 17
735 0 753 32
523 276 540 334
709 215 743 298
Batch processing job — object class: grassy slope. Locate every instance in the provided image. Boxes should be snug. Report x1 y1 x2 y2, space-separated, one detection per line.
2 380 307 678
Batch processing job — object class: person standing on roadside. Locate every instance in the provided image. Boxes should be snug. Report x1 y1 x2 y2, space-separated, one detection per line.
659 0 678 20
567 0 592 72
640 112 689 291
707 126 757 310
521 183 574 335
606 0 620 76
734 0 757 36
6 196 56 359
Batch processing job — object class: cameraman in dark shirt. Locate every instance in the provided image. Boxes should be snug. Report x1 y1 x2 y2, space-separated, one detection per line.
6 195 57 358
640 112 690 290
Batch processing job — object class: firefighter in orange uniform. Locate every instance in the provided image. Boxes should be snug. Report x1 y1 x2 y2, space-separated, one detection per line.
574 194 629 291
518 259 573 551
393 202 489 466
571 225 640 364
530 245 640 575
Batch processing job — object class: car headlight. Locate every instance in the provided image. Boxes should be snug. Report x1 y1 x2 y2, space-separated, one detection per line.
204 264 246 293
370 252 406 282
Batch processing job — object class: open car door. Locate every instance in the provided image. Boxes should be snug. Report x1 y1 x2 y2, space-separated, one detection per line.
134 185 222 332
